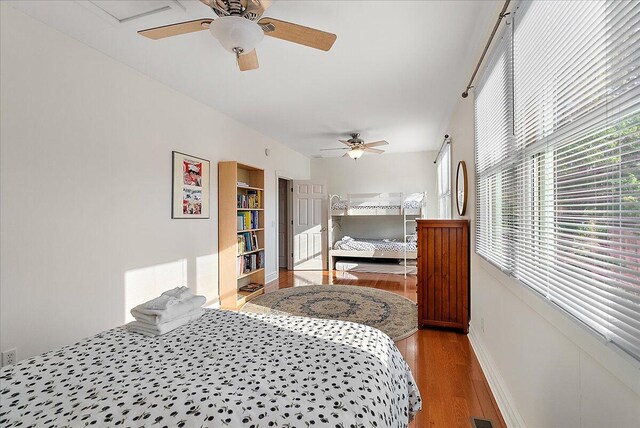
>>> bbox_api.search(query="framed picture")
[172,151,210,219]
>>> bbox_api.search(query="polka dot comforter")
[0,309,421,427]
[333,237,418,252]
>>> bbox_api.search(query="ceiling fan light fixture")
[347,148,364,159]
[209,16,264,54]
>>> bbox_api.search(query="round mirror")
[456,161,468,216]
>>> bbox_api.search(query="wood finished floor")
[266,269,506,428]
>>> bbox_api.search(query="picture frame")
[172,151,210,219]
[456,160,468,216]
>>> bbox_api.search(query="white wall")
[311,151,438,240]
[446,95,640,427]
[311,151,438,213]
[0,4,310,361]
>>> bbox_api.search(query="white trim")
[74,0,185,27]
[170,1,186,12]
[265,271,278,284]
[468,325,527,428]
[204,299,220,310]
[275,172,294,272]
[287,180,293,271]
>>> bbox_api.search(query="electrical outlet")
[481,317,485,333]
[1,348,16,367]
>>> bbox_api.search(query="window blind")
[475,0,640,360]
[475,26,514,271]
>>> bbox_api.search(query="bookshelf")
[218,161,265,310]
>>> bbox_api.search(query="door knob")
[320,227,327,232]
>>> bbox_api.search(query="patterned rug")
[240,285,418,341]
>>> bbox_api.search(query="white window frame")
[436,143,451,219]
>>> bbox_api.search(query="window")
[475,0,640,360]
[436,143,451,219]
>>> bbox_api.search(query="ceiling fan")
[320,133,389,160]
[138,0,337,71]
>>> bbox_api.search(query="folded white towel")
[139,294,178,311]
[128,309,204,337]
[131,294,206,324]
[162,286,193,301]
[131,286,194,313]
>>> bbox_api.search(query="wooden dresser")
[416,220,470,333]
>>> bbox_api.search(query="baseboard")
[204,299,220,309]
[468,326,527,428]
[265,271,279,284]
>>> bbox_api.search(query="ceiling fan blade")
[320,148,349,151]
[364,140,389,148]
[364,148,385,154]
[338,140,352,147]
[138,19,212,40]
[238,49,259,71]
[258,17,337,51]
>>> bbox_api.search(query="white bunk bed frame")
[328,192,427,277]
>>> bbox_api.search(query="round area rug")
[240,285,417,341]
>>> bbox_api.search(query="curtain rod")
[461,0,511,98]
[433,134,451,164]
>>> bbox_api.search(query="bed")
[331,193,425,216]
[0,309,421,427]
[335,258,418,275]
[332,236,418,259]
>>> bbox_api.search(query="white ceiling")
[7,0,498,156]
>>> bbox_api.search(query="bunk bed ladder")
[402,191,427,278]
[404,216,417,278]
[328,194,341,271]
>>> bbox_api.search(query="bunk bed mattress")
[331,202,421,210]
[0,309,421,427]
[334,237,417,252]
[331,194,423,211]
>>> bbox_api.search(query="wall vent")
[471,417,494,428]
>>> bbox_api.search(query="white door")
[292,180,327,270]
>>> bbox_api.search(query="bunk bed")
[328,192,426,277]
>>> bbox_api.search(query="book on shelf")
[237,190,261,209]
[236,250,265,276]
[239,283,263,293]
[236,210,259,231]
[237,232,260,255]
